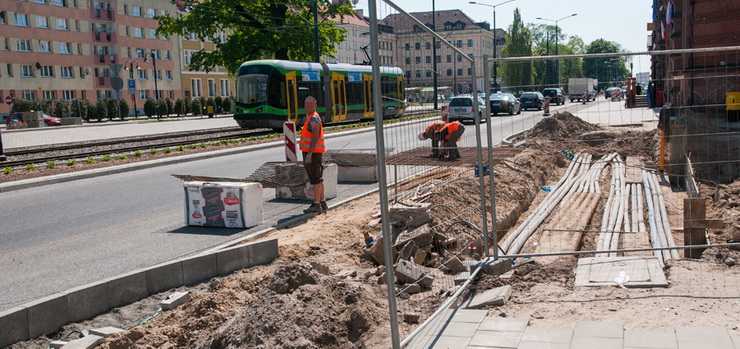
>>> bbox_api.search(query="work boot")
[303,203,323,214]
[320,201,328,211]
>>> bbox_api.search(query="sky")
[356,0,654,73]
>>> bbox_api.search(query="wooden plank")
[683,198,707,259]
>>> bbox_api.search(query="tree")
[157,99,168,118]
[191,99,202,116]
[584,39,630,89]
[183,98,191,115]
[94,99,108,122]
[71,99,89,119]
[214,96,223,113]
[144,98,157,118]
[53,100,69,118]
[155,0,353,74]
[222,97,232,114]
[106,99,118,121]
[174,99,184,116]
[165,98,174,116]
[119,99,130,119]
[501,9,533,93]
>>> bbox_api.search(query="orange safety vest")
[440,121,461,140]
[299,112,325,153]
[425,121,446,139]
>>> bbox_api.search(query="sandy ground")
[8,112,740,349]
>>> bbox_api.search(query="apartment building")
[0,0,181,115]
[383,10,495,94]
[179,29,233,101]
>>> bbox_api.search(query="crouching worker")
[434,121,465,161]
[418,120,447,158]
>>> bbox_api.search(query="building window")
[425,56,431,64]
[123,4,128,14]
[165,70,172,80]
[444,22,453,31]
[457,55,462,62]
[455,22,464,30]
[21,65,34,77]
[191,78,202,98]
[185,32,197,41]
[446,69,452,76]
[467,53,474,59]
[137,69,147,79]
[415,56,420,64]
[405,57,410,65]
[61,66,73,78]
[153,70,161,80]
[446,55,452,63]
[79,67,85,77]
[415,70,420,78]
[414,42,420,50]
[133,27,143,38]
[456,40,462,48]
[167,90,173,99]
[164,50,171,60]
[136,48,145,59]
[43,90,56,99]
[207,79,215,97]
[17,39,32,52]
[149,29,156,39]
[405,43,410,51]
[425,42,431,50]
[40,65,54,77]
[467,67,472,75]
[54,0,66,6]
[457,68,463,76]
[57,18,69,30]
[425,70,431,77]
[220,79,230,97]
[184,50,194,65]
[151,49,160,59]
[59,42,71,54]
[36,16,49,28]
[467,39,473,47]
[38,40,51,53]
[15,13,29,27]
[3,38,9,50]
[138,90,147,100]
[22,90,36,100]
[77,43,82,55]
[147,8,155,18]
[132,6,142,17]
[62,90,75,101]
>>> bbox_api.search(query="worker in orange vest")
[299,96,326,214]
[434,121,465,161]
[418,120,447,158]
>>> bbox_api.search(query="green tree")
[71,99,89,119]
[53,100,69,118]
[165,98,174,116]
[222,97,232,114]
[501,8,533,93]
[119,99,130,119]
[214,96,223,113]
[191,99,202,116]
[174,98,184,116]
[155,0,353,74]
[157,99,168,118]
[94,99,108,122]
[183,98,191,115]
[144,98,157,118]
[40,99,53,114]
[584,39,630,89]
[106,99,119,121]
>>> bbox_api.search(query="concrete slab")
[0,306,29,348]
[732,335,740,349]
[468,330,522,348]
[160,291,190,311]
[623,331,677,348]
[450,309,488,324]
[429,335,471,349]
[570,336,622,349]
[216,244,251,276]
[521,326,573,343]
[63,280,109,323]
[464,285,512,308]
[470,257,513,276]
[454,272,471,286]
[575,257,667,287]
[49,340,68,348]
[88,327,124,337]
[439,321,480,338]
[477,317,529,333]
[517,341,570,349]
[248,238,278,266]
[60,334,104,349]
[677,341,734,349]
[573,321,624,338]
[675,327,733,346]
[105,270,148,309]
[338,165,377,182]
[182,253,218,285]
[145,261,184,295]
[25,293,69,338]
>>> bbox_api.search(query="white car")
[446,95,487,123]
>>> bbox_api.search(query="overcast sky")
[357,0,654,73]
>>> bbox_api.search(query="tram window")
[346,82,363,105]
[297,81,324,106]
[268,72,286,108]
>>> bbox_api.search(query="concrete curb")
[0,238,278,347]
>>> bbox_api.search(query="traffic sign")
[4,96,12,105]
[110,77,124,91]
[128,79,136,89]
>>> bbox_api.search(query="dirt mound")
[527,112,601,141]
[196,262,377,349]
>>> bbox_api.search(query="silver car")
[446,95,487,123]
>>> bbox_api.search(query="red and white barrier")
[283,121,297,162]
[543,96,551,116]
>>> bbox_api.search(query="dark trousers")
[446,125,465,160]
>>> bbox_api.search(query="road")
[0,100,638,312]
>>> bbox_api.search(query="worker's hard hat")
[418,132,426,141]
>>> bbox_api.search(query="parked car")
[446,94,487,123]
[519,92,545,110]
[43,114,62,126]
[542,88,566,105]
[4,112,24,125]
[489,93,521,116]
[605,87,623,100]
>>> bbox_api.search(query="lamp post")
[433,0,438,109]
[143,51,159,102]
[469,0,515,92]
[536,13,576,88]
[124,61,140,118]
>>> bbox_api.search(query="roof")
[382,9,485,34]
[330,10,368,27]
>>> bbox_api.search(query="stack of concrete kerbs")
[184,181,263,228]
[0,238,278,347]
[276,163,337,200]
[334,151,378,183]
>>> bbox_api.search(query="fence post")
[0,128,6,162]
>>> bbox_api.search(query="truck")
[568,78,598,102]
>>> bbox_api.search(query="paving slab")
[464,286,512,309]
[623,331,677,348]
[573,321,624,338]
[439,321,481,338]
[59,334,104,349]
[521,326,573,343]
[477,317,529,333]
[88,327,124,338]
[575,257,667,287]
[517,341,570,349]
[675,326,733,347]
[570,336,623,349]
[450,309,489,324]
[429,335,471,349]
[468,330,522,348]
[732,335,740,349]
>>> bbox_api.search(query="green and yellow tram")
[234,60,405,130]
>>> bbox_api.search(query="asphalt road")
[0,105,571,312]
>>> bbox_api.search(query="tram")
[233,60,405,130]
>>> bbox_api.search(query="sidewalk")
[407,308,740,349]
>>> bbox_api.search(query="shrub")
[119,99,130,119]
[157,99,168,118]
[143,98,156,118]
[163,147,171,153]
[150,149,157,154]
[214,96,223,113]
[66,159,76,166]
[133,151,143,157]
[100,155,111,161]
[176,145,184,151]
[199,142,206,148]
[53,100,69,118]
[46,160,56,169]
[116,154,128,160]
[188,144,197,149]
[40,99,53,114]
[191,99,201,116]
[86,157,95,163]
[183,98,191,115]
[174,99,184,116]
[94,99,108,122]
[165,98,174,116]
[222,97,232,114]
[3,167,12,175]
[106,99,118,121]
[26,164,36,170]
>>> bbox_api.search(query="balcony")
[95,76,111,88]
[93,31,117,44]
[90,8,115,21]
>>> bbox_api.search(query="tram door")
[363,74,374,117]
[331,73,347,121]
[285,71,299,123]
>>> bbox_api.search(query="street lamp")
[469,0,515,91]
[536,13,576,88]
[124,61,140,118]
[604,58,617,86]
[142,51,160,102]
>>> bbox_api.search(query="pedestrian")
[299,96,326,214]
[434,121,465,161]
[418,120,447,158]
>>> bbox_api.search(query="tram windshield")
[236,73,268,108]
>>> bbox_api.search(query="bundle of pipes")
[597,157,628,255]
[642,170,680,266]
